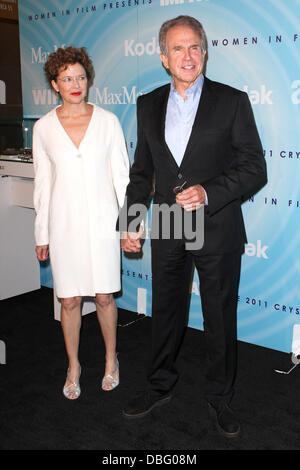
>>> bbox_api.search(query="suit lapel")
[179,77,217,171]
[155,85,180,172]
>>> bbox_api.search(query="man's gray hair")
[159,15,207,57]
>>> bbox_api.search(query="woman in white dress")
[33,47,129,399]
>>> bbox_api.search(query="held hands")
[176,184,206,211]
[121,226,143,253]
[120,185,205,253]
[35,245,49,261]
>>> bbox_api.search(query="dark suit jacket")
[119,76,267,255]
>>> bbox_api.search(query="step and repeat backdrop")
[18,0,300,353]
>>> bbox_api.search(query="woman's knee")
[61,296,81,312]
[95,293,114,309]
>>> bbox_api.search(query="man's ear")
[160,52,169,71]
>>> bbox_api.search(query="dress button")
[178,173,183,179]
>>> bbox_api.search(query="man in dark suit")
[119,15,267,437]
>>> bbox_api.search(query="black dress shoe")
[208,403,241,438]
[122,391,172,419]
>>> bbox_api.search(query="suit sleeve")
[202,92,267,216]
[33,121,52,246]
[117,96,154,232]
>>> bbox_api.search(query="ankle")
[67,361,80,378]
[105,353,118,365]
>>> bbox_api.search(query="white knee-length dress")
[33,104,129,298]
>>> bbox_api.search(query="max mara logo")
[94,86,142,105]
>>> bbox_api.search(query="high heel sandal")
[63,366,81,400]
[102,357,119,392]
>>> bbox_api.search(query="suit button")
[178,173,183,179]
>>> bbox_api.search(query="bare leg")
[60,296,82,398]
[95,293,118,390]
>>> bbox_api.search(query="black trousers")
[148,238,242,410]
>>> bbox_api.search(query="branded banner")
[18,0,300,353]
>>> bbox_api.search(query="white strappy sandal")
[63,366,81,400]
[102,357,119,392]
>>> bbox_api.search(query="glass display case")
[0,117,36,157]
[22,118,36,150]
[0,117,40,300]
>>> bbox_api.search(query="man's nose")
[183,48,192,60]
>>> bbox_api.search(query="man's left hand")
[176,184,206,211]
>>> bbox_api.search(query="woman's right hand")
[35,245,49,261]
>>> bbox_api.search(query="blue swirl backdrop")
[18,0,300,352]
